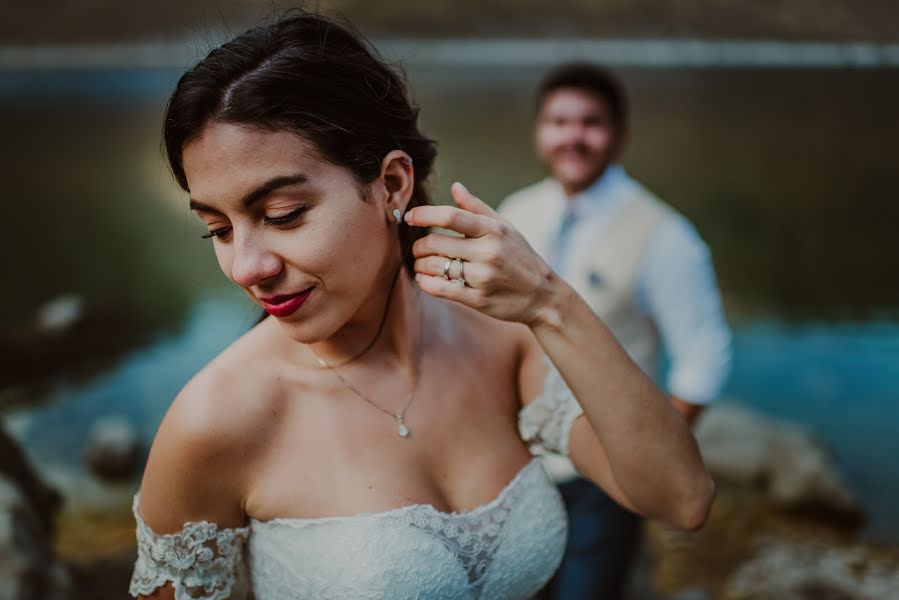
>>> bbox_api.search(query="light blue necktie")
[550,208,578,275]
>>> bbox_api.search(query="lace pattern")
[129,495,251,599]
[405,459,530,596]
[518,357,584,456]
[245,458,565,599]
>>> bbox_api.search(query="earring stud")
[392,208,403,224]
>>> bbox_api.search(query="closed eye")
[265,206,306,226]
[201,226,232,240]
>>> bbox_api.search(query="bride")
[130,11,714,600]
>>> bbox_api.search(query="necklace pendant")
[397,416,410,438]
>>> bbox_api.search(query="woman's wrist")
[527,268,574,335]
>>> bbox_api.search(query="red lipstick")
[260,288,313,318]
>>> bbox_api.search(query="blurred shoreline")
[3,38,899,71]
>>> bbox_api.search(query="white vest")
[501,177,673,481]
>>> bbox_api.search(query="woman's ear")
[379,150,414,223]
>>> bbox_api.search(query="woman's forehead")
[185,123,318,169]
[182,123,330,202]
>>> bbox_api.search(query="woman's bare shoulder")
[440,296,533,350]
[169,319,286,445]
[138,320,287,531]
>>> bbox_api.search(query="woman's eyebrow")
[189,173,310,213]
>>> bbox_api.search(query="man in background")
[499,63,732,599]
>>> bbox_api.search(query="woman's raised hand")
[407,182,557,326]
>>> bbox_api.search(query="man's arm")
[638,214,732,419]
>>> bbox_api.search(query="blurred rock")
[644,482,899,600]
[0,423,69,598]
[0,296,144,389]
[766,425,859,519]
[695,407,770,488]
[36,295,85,334]
[646,407,891,600]
[84,416,142,482]
[0,424,60,536]
[0,475,71,600]
[723,538,899,600]
[696,404,861,522]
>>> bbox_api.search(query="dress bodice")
[245,459,565,599]
[130,360,583,600]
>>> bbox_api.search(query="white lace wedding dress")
[129,362,583,600]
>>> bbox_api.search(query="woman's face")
[182,122,398,342]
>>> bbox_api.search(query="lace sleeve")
[518,357,584,456]
[129,494,251,600]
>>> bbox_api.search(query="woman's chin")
[271,318,331,345]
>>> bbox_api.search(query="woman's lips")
[260,288,313,318]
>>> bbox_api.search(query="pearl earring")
[392,208,403,224]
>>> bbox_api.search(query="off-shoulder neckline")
[252,458,542,528]
[133,458,543,533]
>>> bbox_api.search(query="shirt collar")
[562,163,629,218]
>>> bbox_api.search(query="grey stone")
[35,295,84,334]
[724,538,899,600]
[766,424,859,515]
[0,474,71,600]
[696,405,772,488]
[84,416,142,482]
[695,404,860,519]
[0,424,60,536]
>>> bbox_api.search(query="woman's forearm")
[530,272,715,529]
[404,184,713,528]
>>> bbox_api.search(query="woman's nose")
[229,234,282,288]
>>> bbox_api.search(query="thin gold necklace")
[308,291,424,439]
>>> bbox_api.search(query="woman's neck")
[306,267,423,374]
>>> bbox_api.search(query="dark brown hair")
[536,62,628,136]
[163,11,437,274]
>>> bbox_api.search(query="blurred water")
[8,292,257,462]
[2,62,899,542]
[722,321,899,543]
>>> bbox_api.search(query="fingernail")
[415,273,422,282]
[404,210,413,223]
[455,182,468,193]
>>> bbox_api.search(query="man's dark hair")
[536,63,628,134]
[163,11,437,276]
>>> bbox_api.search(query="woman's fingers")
[415,273,484,306]
[405,204,495,238]
[450,182,498,218]
[414,255,489,286]
[415,256,461,280]
[408,181,551,324]
[412,232,479,262]
[404,181,501,238]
